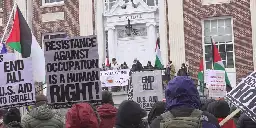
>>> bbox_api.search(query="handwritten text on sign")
[100,69,130,87]
[132,71,163,111]
[206,70,226,98]
[44,36,101,108]
[0,58,35,108]
[226,71,256,122]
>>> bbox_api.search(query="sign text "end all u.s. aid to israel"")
[44,35,102,108]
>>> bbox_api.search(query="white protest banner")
[0,58,35,108]
[100,69,130,87]
[206,70,226,98]
[226,71,256,122]
[0,53,15,63]
[132,70,163,111]
[44,35,102,108]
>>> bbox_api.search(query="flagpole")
[0,3,17,44]
[210,36,214,68]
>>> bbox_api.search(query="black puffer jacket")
[237,113,256,128]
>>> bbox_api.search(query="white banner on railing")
[100,69,130,87]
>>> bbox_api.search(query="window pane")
[226,44,233,51]
[219,44,225,52]
[218,27,225,35]
[225,26,232,35]
[204,36,211,44]
[45,0,50,3]
[109,0,116,2]
[211,20,217,28]
[0,0,2,8]
[204,29,210,36]
[44,35,49,39]
[205,45,212,53]
[124,0,129,3]
[204,20,211,29]
[220,52,226,60]
[222,61,227,67]
[147,0,155,6]
[211,28,217,35]
[206,61,212,69]
[222,35,232,42]
[225,18,232,27]
[205,53,212,61]
[227,52,234,68]
[218,19,225,27]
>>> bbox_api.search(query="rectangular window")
[104,0,117,12]
[42,32,67,49]
[143,0,158,6]
[203,18,234,69]
[0,0,3,9]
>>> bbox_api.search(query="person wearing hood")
[115,100,147,128]
[237,113,256,128]
[3,108,22,128]
[207,100,236,128]
[66,103,100,128]
[150,76,221,128]
[200,99,215,111]
[147,101,165,125]
[97,90,117,128]
[21,95,64,128]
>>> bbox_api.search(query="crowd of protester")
[0,76,253,128]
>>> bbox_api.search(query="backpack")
[160,109,203,128]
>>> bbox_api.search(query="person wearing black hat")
[21,95,64,128]
[3,108,22,128]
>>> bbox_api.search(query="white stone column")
[79,0,93,36]
[251,0,256,70]
[96,0,105,67]
[147,23,157,65]
[167,0,186,72]
[159,0,168,66]
[26,0,33,29]
[107,27,116,61]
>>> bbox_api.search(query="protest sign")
[100,69,130,87]
[206,70,226,98]
[44,35,101,108]
[0,53,15,63]
[0,58,35,108]
[226,71,256,122]
[132,70,163,111]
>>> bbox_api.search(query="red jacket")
[97,104,117,128]
[66,103,99,128]
[218,118,236,128]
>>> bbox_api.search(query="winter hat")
[148,101,166,125]
[102,90,114,105]
[3,108,21,125]
[207,100,230,118]
[35,94,48,107]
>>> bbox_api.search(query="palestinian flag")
[155,37,163,69]
[198,58,204,92]
[211,37,232,91]
[6,5,45,82]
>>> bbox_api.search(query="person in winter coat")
[3,108,22,128]
[148,101,165,125]
[97,91,117,128]
[0,109,7,128]
[66,103,100,128]
[177,63,188,76]
[21,95,64,128]
[237,113,256,128]
[200,99,216,111]
[150,76,221,128]
[115,100,147,128]
[207,100,236,128]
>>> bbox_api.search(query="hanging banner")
[132,70,163,111]
[205,70,226,98]
[0,53,15,63]
[100,69,130,87]
[0,58,35,108]
[226,71,256,123]
[44,35,102,108]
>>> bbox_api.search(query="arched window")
[104,0,117,12]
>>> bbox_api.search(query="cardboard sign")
[206,70,226,98]
[132,70,163,111]
[44,35,102,108]
[100,69,130,87]
[0,58,35,108]
[226,71,256,122]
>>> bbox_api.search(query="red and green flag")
[155,37,163,69]
[6,5,45,82]
[211,37,232,91]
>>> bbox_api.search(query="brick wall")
[32,0,80,46]
[183,0,253,83]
